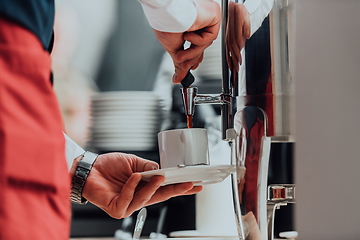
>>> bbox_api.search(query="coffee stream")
[187,115,193,129]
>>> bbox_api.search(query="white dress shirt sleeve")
[138,0,198,32]
[244,0,274,37]
[63,133,85,171]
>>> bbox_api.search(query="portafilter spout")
[180,87,197,116]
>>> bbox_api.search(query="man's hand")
[226,1,250,72]
[154,0,221,84]
[71,153,202,219]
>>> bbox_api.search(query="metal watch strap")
[71,151,98,204]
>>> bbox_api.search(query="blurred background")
[52,0,360,239]
[52,0,223,238]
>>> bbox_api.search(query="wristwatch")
[70,151,98,204]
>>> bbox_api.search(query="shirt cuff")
[244,0,274,37]
[63,133,85,171]
[138,0,197,32]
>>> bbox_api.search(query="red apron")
[0,18,70,239]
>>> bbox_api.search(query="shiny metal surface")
[179,89,223,108]
[231,0,295,239]
[179,0,295,239]
[195,94,223,105]
[220,0,238,140]
[133,208,147,240]
[267,184,295,240]
[236,0,295,141]
[228,129,245,239]
[180,87,198,115]
[179,88,233,140]
[234,106,271,239]
[268,184,296,203]
[267,203,286,240]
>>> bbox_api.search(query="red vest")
[0,18,70,240]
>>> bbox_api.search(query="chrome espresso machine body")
[180,0,296,239]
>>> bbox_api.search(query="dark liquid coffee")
[187,115,193,129]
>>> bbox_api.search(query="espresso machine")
[180,0,296,239]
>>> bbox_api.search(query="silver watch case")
[70,151,98,204]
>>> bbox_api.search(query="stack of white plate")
[87,91,162,151]
[196,31,222,79]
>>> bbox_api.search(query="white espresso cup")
[158,128,210,169]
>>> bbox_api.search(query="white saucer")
[141,165,242,186]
